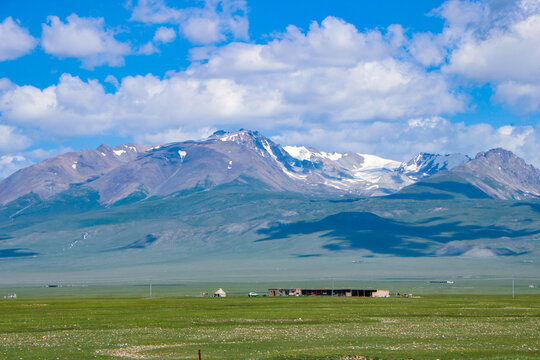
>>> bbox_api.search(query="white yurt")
[213,288,226,297]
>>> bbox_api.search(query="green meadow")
[1,294,538,359]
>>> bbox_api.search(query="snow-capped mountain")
[281,145,413,195]
[398,152,471,180]
[0,130,538,204]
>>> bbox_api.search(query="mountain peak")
[477,147,510,156]
[450,147,540,199]
[476,148,522,162]
[470,148,534,171]
[399,152,471,180]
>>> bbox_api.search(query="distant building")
[213,288,226,297]
[268,288,302,296]
[5,293,17,299]
[371,289,390,297]
[268,288,390,297]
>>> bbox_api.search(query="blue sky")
[1,0,540,178]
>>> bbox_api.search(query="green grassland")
[1,294,539,359]
[2,278,540,298]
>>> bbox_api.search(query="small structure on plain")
[268,288,390,297]
[214,288,227,297]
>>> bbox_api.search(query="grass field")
[1,294,539,359]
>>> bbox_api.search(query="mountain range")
[0,129,539,284]
[1,129,538,205]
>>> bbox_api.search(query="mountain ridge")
[0,130,538,205]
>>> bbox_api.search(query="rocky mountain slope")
[393,148,540,201]
[0,130,537,204]
[450,148,540,199]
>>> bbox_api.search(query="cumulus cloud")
[137,26,176,55]
[136,127,217,144]
[130,0,248,44]
[0,17,464,140]
[41,14,131,68]
[0,17,38,61]
[130,0,183,23]
[493,81,540,112]
[447,11,540,82]
[0,125,31,153]
[138,42,159,55]
[0,74,114,135]
[438,0,540,112]
[153,26,176,43]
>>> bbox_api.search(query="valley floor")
[0,294,538,359]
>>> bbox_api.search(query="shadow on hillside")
[103,234,159,252]
[512,202,540,213]
[257,211,538,257]
[388,181,490,200]
[0,248,38,258]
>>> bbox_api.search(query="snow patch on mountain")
[356,154,401,171]
[399,153,471,180]
[283,146,315,161]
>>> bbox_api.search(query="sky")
[1,0,540,178]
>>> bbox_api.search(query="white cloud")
[153,26,176,43]
[0,78,15,92]
[0,74,114,135]
[104,75,120,88]
[493,81,540,112]
[181,15,224,44]
[435,0,540,112]
[137,26,176,55]
[447,13,540,82]
[408,32,447,67]
[435,0,487,32]
[41,14,131,68]
[0,17,464,140]
[136,127,217,144]
[0,17,38,61]
[130,0,249,44]
[130,0,183,23]
[138,41,159,55]
[0,125,31,153]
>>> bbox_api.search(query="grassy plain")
[0,294,538,359]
